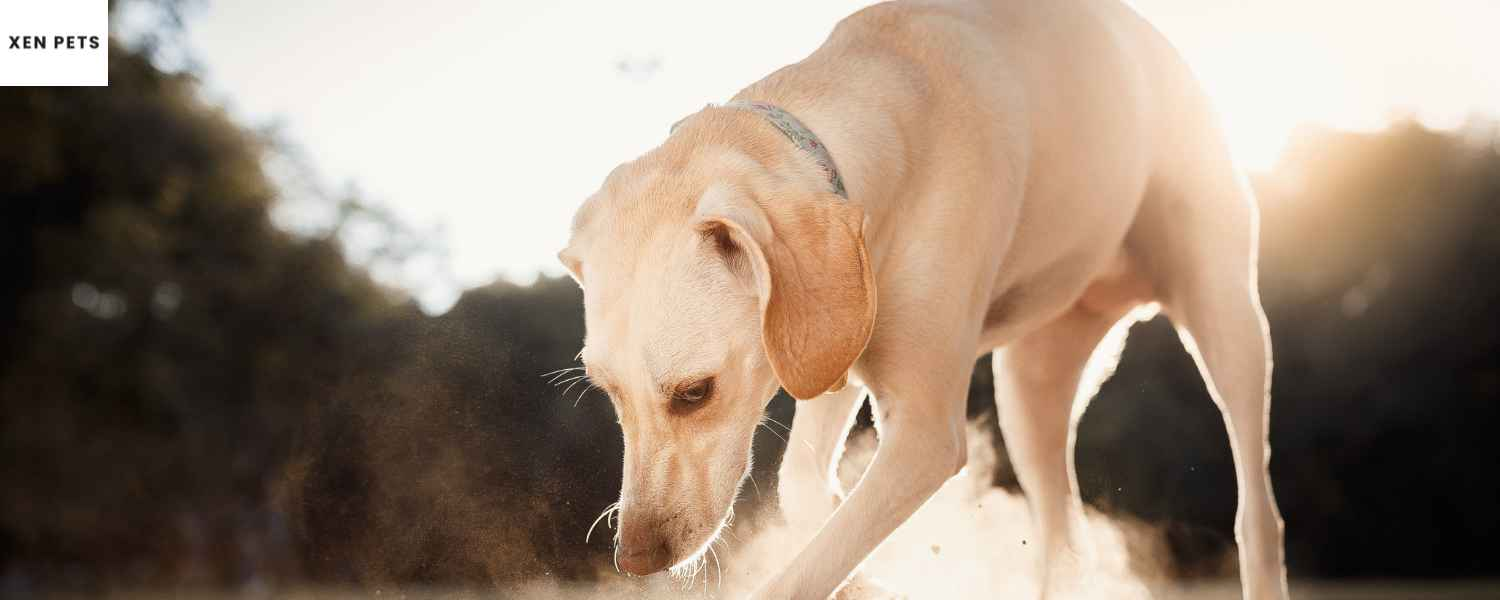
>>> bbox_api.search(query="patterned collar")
[673,101,848,198]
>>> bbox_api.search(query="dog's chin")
[663,507,735,578]
[663,539,714,580]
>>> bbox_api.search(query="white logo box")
[0,0,108,86]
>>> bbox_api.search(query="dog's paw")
[833,574,906,600]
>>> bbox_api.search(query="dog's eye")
[672,377,714,406]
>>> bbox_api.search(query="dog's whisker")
[572,381,598,407]
[585,501,621,543]
[668,552,705,588]
[758,421,789,446]
[762,414,793,434]
[558,376,588,403]
[545,371,584,386]
[708,543,723,592]
[554,376,586,393]
[551,374,586,388]
[541,365,584,379]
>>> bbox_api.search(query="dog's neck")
[729,62,921,269]
[718,100,848,199]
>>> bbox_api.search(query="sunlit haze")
[178,0,1498,312]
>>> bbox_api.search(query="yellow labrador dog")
[559,0,1287,598]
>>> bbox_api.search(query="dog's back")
[770,0,1224,345]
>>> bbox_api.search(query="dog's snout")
[617,520,672,575]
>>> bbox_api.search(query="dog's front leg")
[754,369,970,600]
[778,385,866,535]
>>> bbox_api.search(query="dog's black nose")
[617,537,671,575]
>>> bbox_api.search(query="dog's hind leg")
[993,261,1150,597]
[1133,155,1289,599]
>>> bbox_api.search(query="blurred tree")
[0,32,412,594]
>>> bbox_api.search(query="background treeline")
[3,30,1499,597]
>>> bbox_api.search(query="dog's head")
[558,114,875,575]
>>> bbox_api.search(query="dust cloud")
[501,424,1181,599]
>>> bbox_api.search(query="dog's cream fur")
[560,1,1288,598]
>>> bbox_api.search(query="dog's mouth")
[663,507,736,579]
[611,434,756,576]
[615,501,736,577]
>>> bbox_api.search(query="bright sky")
[176,0,1498,312]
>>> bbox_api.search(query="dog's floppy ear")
[557,248,584,286]
[559,195,598,287]
[695,186,876,400]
